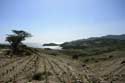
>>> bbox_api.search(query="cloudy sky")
[0,0,125,44]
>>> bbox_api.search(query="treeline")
[0,44,9,49]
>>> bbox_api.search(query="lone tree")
[6,30,32,55]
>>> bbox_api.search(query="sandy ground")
[0,49,125,83]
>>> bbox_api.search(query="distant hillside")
[43,43,59,46]
[102,34,125,40]
[61,34,125,49]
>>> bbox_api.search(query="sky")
[0,0,125,44]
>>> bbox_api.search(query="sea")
[25,43,62,50]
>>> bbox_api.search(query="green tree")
[6,30,32,55]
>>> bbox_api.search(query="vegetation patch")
[32,71,52,81]
[72,55,79,60]
[121,60,125,64]
[5,30,32,57]
[32,72,44,81]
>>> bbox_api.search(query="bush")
[95,60,99,63]
[32,71,52,81]
[32,72,44,81]
[108,55,113,59]
[121,60,125,64]
[72,55,79,60]
[84,59,89,63]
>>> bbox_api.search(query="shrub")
[121,60,125,64]
[32,72,44,81]
[108,55,113,59]
[72,55,79,60]
[84,59,89,63]
[32,71,52,81]
[95,60,99,63]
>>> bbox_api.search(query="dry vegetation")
[0,48,125,83]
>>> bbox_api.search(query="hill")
[61,34,125,49]
[102,34,125,40]
[60,34,125,57]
